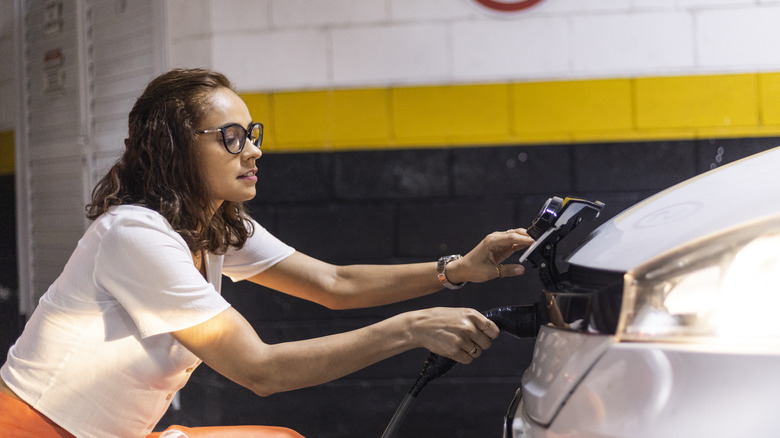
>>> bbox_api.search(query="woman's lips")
[238,169,258,181]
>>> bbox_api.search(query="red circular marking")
[474,0,544,12]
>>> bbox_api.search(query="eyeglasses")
[196,122,263,154]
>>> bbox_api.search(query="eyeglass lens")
[222,123,263,153]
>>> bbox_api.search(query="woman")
[0,69,534,438]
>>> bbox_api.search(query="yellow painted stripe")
[332,88,390,147]
[759,73,780,126]
[513,79,633,135]
[392,84,511,146]
[0,130,14,175]
[239,72,780,153]
[635,74,759,129]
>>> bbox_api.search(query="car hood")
[567,146,780,273]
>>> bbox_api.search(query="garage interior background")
[2,0,780,437]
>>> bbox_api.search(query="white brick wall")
[571,12,695,75]
[272,0,387,28]
[332,23,448,86]
[537,0,633,14]
[677,0,754,7]
[163,0,780,92]
[632,0,677,9]
[7,0,780,100]
[390,0,478,21]
[451,17,570,81]
[213,29,330,90]
[697,5,780,70]
[212,0,271,32]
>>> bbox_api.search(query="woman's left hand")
[446,229,535,284]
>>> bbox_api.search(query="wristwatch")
[437,254,467,290]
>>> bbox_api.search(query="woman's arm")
[171,305,498,396]
[248,229,534,309]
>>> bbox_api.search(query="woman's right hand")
[402,307,500,364]
[172,306,500,397]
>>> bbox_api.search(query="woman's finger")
[495,263,525,279]
[464,343,481,358]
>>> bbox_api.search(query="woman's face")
[195,87,262,211]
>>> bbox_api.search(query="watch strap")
[437,254,467,290]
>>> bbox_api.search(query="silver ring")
[469,346,478,356]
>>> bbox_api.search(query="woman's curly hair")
[86,68,253,254]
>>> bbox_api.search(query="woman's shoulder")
[90,204,181,243]
[95,204,167,226]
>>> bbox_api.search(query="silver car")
[506,146,780,438]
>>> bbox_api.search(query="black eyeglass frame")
[196,122,264,154]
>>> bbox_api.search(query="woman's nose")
[243,139,262,159]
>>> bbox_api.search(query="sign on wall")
[473,0,545,12]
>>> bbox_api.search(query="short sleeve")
[94,211,231,338]
[222,219,295,281]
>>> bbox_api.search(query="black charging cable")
[381,303,548,438]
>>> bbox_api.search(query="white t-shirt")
[1,205,295,438]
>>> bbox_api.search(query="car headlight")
[617,215,780,346]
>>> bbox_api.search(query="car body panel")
[513,339,780,438]
[520,325,612,425]
[568,146,780,272]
